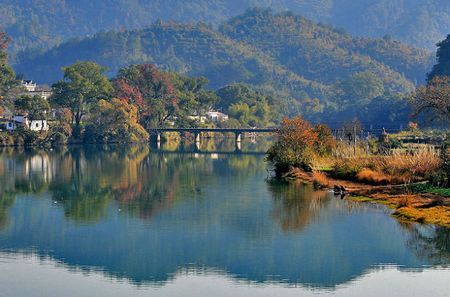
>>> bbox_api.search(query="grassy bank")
[267,117,449,227]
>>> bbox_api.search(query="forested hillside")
[13,10,432,92]
[13,22,329,106]
[221,9,432,89]
[0,0,448,53]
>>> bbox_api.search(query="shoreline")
[282,168,450,227]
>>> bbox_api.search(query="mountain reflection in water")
[0,145,448,291]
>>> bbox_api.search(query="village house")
[205,111,229,123]
[4,114,49,132]
[186,111,229,124]
[21,79,36,92]
[21,80,53,100]
[0,79,52,132]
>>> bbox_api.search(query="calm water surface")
[0,144,448,297]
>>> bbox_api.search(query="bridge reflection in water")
[151,128,277,152]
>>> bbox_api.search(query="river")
[0,144,448,297]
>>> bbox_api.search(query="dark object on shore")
[334,185,348,199]
[334,185,341,194]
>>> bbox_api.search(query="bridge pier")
[194,131,201,143]
[235,141,242,152]
[234,132,242,152]
[235,132,242,143]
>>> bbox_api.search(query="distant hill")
[13,10,432,91]
[13,22,329,102]
[1,0,449,53]
[11,10,436,124]
[220,9,432,90]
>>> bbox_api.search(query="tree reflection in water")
[268,181,329,231]
[0,145,225,223]
[402,223,450,265]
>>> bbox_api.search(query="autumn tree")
[267,117,336,177]
[84,98,149,143]
[51,62,113,136]
[267,118,317,177]
[411,76,450,123]
[113,64,178,129]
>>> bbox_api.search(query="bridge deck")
[151,128,277,133]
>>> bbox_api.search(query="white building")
[21,80,53,100]
[205,111,229,123]
[187,111,229,124]
[6,115,49,132]
[21,80,37,92]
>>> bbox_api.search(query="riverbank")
[283,167,450,227]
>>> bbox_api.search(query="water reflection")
[0,145,448,292]
[269,181,329,231]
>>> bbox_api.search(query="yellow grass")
[332,146,442,185]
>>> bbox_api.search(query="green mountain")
[1,0,448,53]
[13,22,329,102]
[220,9,432,90]
[14,10,432,92]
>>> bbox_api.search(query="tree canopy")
[51,61,113,135]
[0,30,18,112]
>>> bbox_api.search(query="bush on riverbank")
[266,117,335,177]
[0,129,47,147]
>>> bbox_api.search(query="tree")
[267,117,318,176]
[114,64,178,129]
[14,95,50,128]
[428,35,450,81]
[0,31,19,113]
[84,99,149,143]
[51,62,113,136]
[216,84,279,127]
[411,76,450,123]
[175,75,218,118]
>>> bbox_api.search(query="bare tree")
[411,76,450,123]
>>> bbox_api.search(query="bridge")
[150,149,267,156]
[151,127,277,142]
[150,127,278,151]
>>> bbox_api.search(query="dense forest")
[11,9,435,124]
[1,0,448,54]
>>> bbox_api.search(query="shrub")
[312,171,330,189]
[356,168,392,184]
[0,133,14,146]
[13,127,40,146]
[267,117,319,177]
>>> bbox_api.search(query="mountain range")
[13,10,433,112]
[1,0,449,53]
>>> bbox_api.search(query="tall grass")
[332,145,442,184]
